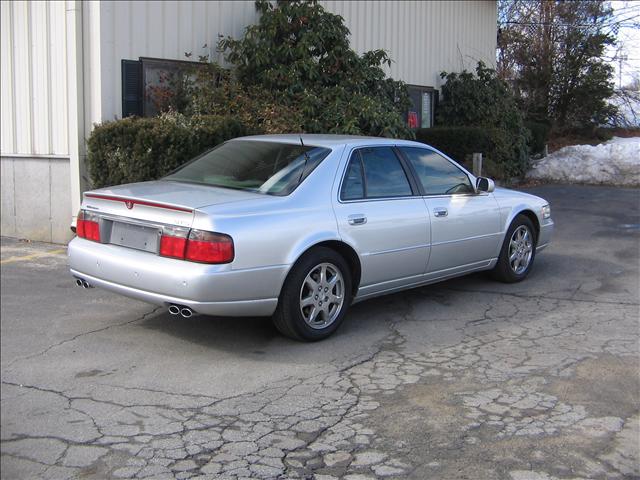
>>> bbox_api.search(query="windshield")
[163,140,331,195]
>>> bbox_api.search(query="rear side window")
[340,147,412,200]
[341,158,365,200]
[400,147,474,195]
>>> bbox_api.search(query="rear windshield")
[163,140,331,196]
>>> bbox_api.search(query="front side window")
[400,147,474,195]
[164,140,331,196]
[340,147,412,200]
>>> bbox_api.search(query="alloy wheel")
[508,225,533,274]
[299,262,345,329]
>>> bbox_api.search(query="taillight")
[76,210,101,242]
[159,227,234,264]
[185,230,234,264]
[159,226,189,259]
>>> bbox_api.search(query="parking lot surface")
[1,184,639,480]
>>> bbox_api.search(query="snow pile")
[526,136,640,186]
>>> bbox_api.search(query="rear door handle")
[433,208,448,218]
[348,214,367,225]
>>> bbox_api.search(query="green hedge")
[524,120,551,155]
[414,126,511,178]
[87,113,252,188]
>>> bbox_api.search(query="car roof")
[233,134,428,148]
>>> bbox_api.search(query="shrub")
[437,62,530,178]
[415,126,511,179]
[180,0,412,138]
[524,120,551,155]
[87,113,252,188]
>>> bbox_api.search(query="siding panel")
[96,0,495,121]
[49,0,68,154]
[12,1,32,153]
[1,1,16,154]
[31,2,50,154]
[0,0,68,156]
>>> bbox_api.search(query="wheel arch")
[497,208,541,254]
[516,209,541,240]
[286,239,362,297]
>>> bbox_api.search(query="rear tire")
[272,247,352,341]
[491,214,537,283]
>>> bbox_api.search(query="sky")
[608,0,640,88]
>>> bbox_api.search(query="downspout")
[66,0,84,229]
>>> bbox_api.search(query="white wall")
[0,0,69,156]
[95,0,496,122]
[96,0,260,125]
[321,0,497,87]
[1,0,497,153]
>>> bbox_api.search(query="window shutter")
[121,60,142,117]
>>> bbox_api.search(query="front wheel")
[491,215,537,283]
[272,247,352,341]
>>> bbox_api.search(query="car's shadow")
[136,294,396,359]
[134,250,603,356]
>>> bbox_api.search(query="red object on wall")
[408,111,418,129]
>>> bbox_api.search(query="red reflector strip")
[85,194,193,213]
[159,235,187,259]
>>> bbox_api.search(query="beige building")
[1,0,497,243]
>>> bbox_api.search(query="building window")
[121,57,205,118]
[407,85,436,129]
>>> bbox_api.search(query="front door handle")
[348,214,367,225]
[433,208,448,218]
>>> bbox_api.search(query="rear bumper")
[68,238,287,317]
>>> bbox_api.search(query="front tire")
[272,247,352,341]
[491,214,537,283]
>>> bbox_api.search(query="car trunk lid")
[83,180,263,228]
[80,181,264,255]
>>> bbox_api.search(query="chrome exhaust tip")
[75,279,83,287]
[168,305,180,315]
[180,307,193,318]
[82,280,91,289]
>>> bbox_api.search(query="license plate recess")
[109,221,160,253]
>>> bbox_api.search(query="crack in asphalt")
[3,307,164,370]
[445,286,640,307]
[1,288,638,479]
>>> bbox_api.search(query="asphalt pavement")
[1,184,639,480]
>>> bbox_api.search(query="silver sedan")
[69,135,553,341]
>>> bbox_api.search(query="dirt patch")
[548,354,640,420]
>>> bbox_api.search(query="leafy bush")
[415,126,510,179]
[525,120,551,155]
[87,113,251,188]
[180,0,412,138]
[437,62,530,178]
[180,66,306,134]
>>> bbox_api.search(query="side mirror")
[476,177,495,193]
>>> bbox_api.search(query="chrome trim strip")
[431,231,502,247]
[365,244,430,256]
